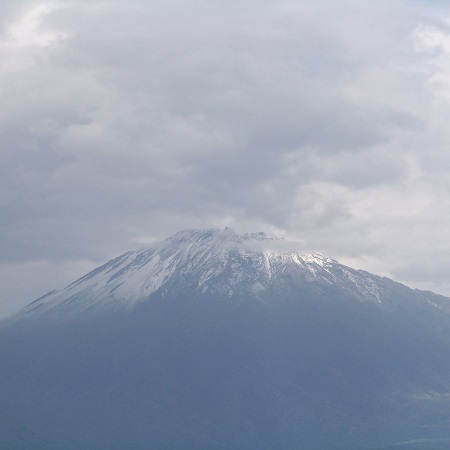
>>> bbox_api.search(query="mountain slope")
[2,228,450,449]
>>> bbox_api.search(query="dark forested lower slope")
[2,228,450,449]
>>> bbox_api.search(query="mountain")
[13,227,447,319]
[2,228,450,449]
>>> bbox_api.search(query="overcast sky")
[2,0,450,317]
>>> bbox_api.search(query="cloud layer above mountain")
[2,0,450,316]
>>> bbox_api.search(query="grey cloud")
[323,148,409,188]
[2,0,450,316]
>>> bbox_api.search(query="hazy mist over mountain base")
[2,290,450,449]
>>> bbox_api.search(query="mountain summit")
[2,229,450,449]
[17,228,337,317]
[13,228,438,320]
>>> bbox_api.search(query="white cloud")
[413,21,450,99]
[6,2,64,47]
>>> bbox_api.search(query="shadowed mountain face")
[2,228,450,449]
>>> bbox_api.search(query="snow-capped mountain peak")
[12,228,442,320]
